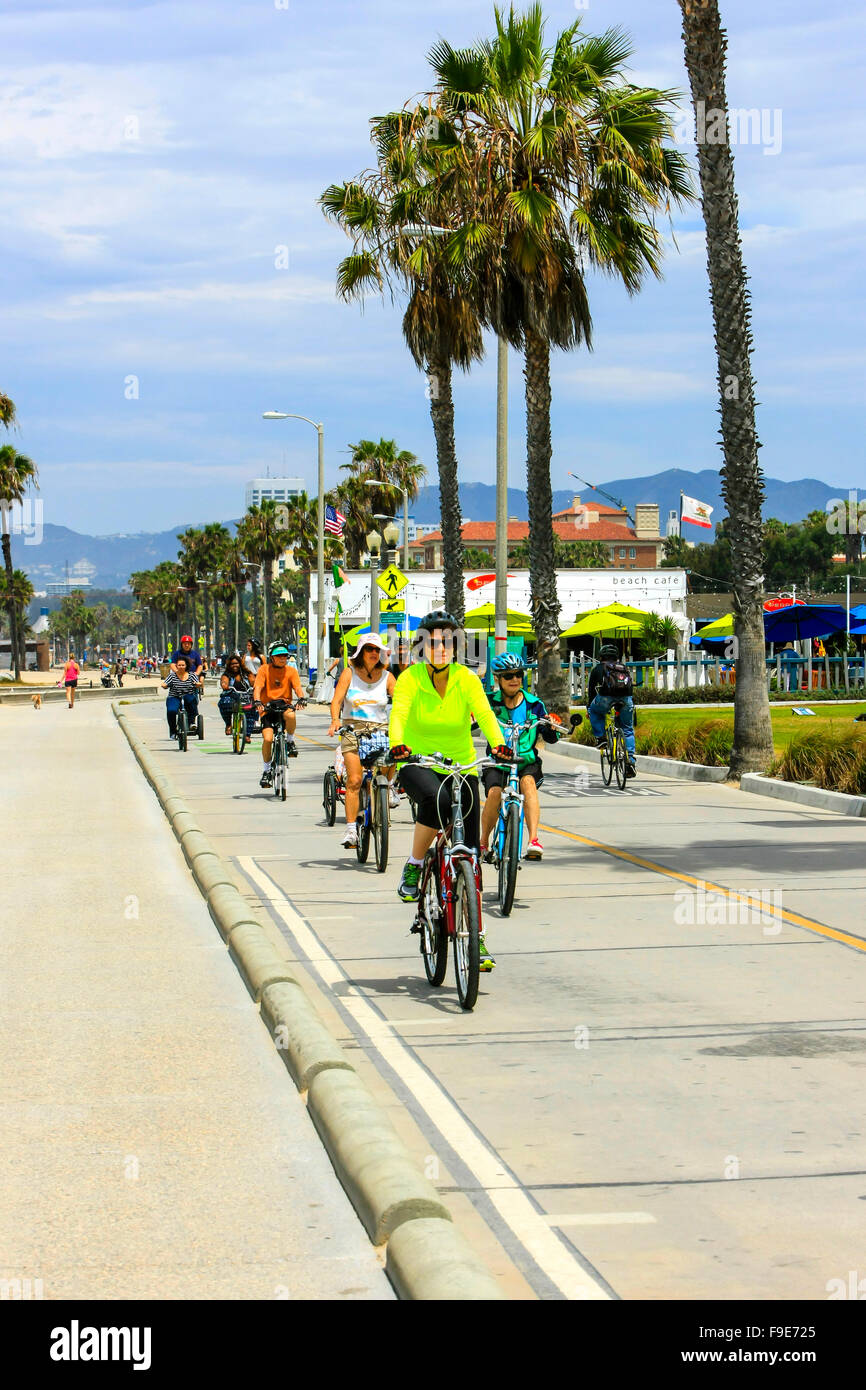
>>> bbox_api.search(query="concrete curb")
[386,1217,506,1300]
[740,773,866,818]
[0,684,162,705]
[556,739,729,783]
[112,703,504,1299]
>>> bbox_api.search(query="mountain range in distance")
[13,468,853,592]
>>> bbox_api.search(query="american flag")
[324,504,346,537]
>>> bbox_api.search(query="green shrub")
[771,727,866,794]
[635,717,733,766]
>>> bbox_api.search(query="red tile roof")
[410,519,656,546]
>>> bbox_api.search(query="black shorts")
[482,758,543,793]
[396,765,480,849]
[260,707,293,732]
[64,680,78,689]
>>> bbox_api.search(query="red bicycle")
[405,753,493,1011]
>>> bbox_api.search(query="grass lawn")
[632,703,866,755]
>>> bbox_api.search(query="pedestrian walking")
[63,653,80,708]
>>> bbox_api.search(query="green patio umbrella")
[464,603,535,636]
[560,611,646,639]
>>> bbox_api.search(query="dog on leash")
[31,692,43,709]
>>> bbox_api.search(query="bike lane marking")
[539,823,866,954]
[237,854,614,1302]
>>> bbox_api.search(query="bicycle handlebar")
[401,752,496,773]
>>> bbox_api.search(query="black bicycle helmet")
[598,643,619,660]
[417,609,462,633]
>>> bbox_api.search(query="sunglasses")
[500,672,523,679]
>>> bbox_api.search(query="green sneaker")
[479,934,496,972]
[398,860,423,902]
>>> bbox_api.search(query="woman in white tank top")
[328,635,397,849]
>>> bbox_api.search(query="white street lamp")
[364,478,410,570]
[262,410,326,693]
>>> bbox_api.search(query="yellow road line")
[540,821,866,954]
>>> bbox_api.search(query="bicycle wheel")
[177,714,187,752]
[373,781,390,874]
[232,712,242,755]
[498,801,521,917]
[197,714,204,740]
[600,729,614,785]
[419,853,448,986]
[453,859,481,1011]
[273,739,286,801]
[614,730,628,790]
[323,769,338,825]
[356,783,371,863]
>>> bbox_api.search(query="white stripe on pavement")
[238,855,612,1302]
[544,1212,656,1227]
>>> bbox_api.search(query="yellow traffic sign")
[377,563,409,598]
[379,596,405,614]
[298,627,308,642]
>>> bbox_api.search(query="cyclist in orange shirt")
[252,640,306,787]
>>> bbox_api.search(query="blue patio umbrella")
[762,604,849,644]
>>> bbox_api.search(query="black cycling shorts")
[481,758,543,793]
[396,765,480,849]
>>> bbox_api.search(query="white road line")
[544,1212,656,1227]
[239,855,612,1302]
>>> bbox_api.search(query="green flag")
[332,562,347,588]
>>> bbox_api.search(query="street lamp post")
[366,525,383,633]
[263,410,326,692]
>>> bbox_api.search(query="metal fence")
[544,652,866,701]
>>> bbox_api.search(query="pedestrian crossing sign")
[377,563,409,598]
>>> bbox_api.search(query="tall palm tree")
[0,568,34,670]
[321,131,484,619]
[426,6,693,708]
[0,443,38,679]
[280,491,343,648]
[220,538,252,651]
[678,0,773,773]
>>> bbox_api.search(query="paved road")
[0,697,392,1300]
[125,693,866,1301]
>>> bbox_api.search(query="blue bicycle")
[490,713,576,915]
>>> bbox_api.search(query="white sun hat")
[350,632,391,660]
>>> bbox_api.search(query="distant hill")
[412,470,851,529]
[12,470,851,591]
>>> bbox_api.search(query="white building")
[245,476,305,509]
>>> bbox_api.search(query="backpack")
[598,661,633,698]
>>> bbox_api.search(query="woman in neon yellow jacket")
[388,611,512,918]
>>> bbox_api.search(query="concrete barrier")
[740,773,866,818]
[556,739,729,783]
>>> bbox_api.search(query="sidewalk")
[0,697,393,1300]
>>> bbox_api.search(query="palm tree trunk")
[679,0,773,775]
[427,357,465,621]
[234,585,241,650]
[2,530,21,680]
[523,329,567,714]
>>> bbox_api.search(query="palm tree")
[426,6,693,708]
[321,130,484,619]
[238,501,289,645]
[678,0,773,773]
[219,539,252,651]
[0,394,16,429]
[0,568,34,670]
[341,437,427,565]
[0,443,38,679]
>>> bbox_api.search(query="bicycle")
[405,752,496,1012]
[489,714,572,916]
[176,696,204,752]
[322,759,345,826]
[227,686,254,755]
[600,706,629,790]
[261,698,305,801]
[338,726,392,872]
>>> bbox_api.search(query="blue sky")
[1,0,863,534]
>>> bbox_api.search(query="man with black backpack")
[586,643,637,778]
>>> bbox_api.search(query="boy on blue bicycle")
[479,652,561,862]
